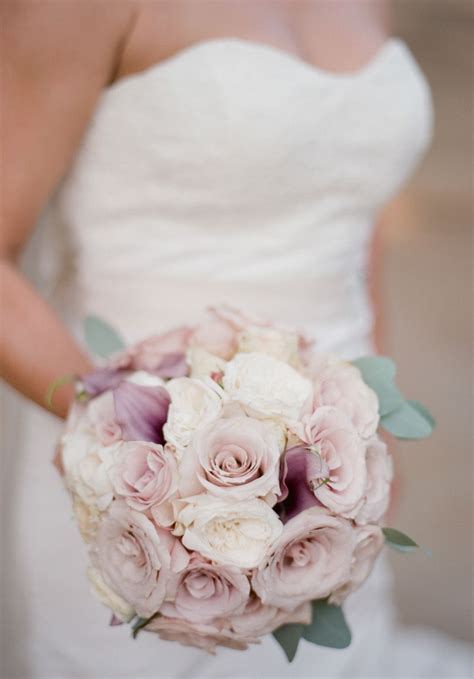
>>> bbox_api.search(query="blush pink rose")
[209,305,315,366]
[356,436,393,525]
[145,615,250,653]
[179,416,281,501]
[92,501,188,618]
[293,406,367,518]
[119,327,193,377]
[161,555,250,623]
[226,592,312,638]
[107,442,178,526]
[330,524,384,605]
[87,392,122,446]
[191,318,239,360]
[309,354,379,438]
[252,507,353,610]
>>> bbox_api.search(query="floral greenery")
[352,356,435,439]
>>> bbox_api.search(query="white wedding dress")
[2,38,472,679]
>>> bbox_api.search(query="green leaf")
[383,527,419,553]
[83,315,126,359]
[302,599,351,649]
[131,613,158,639]
[408,400,436,428]
[352,356,404,416]
[273,623,304,662]
[380,400,435,439]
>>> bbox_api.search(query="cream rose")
[93,501,189,618]
[178,416,282,501]
[222,352,312,422]
[294,406,367,518]
[187,346,227,379]
[310,354,379,438]
[87,566,135,622]
[237,326,300,366]
[252,507,353,610]
[175,495,283,569]
[107,441,178,526]
[356,436,393,525]
[60,431,114,510]
[330,524,384,605]
[161,555,250,623]
[163,377,225,458]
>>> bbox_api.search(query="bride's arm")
[0,1,133,417]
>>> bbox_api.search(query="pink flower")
[310,354,379,438]
[161,555,250,623]
[107,441,178,526]
[92,501,188,618]
[356,436,393,525]
[330,524,384,605]
[179,416,282,501]
[252,507,353,610]
[121,327,193,377]
[225,592,312,638]
[87,392,122,446]
[144,616,250,653]
[293,406,367,518]
[191,317,238,360]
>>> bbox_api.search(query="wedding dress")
[2,37,472,679]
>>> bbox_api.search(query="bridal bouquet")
[55,307,434,660]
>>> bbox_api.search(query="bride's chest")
[54,39,432,228]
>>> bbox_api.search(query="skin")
[1,0,390,419]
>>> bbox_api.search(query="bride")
[1,1,472,677]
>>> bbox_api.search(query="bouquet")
[55,306,435,660]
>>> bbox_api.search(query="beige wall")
[383,0,473,642]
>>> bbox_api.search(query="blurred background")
[383,0,473,643]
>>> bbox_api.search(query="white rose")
[175,495,283,569]
[60,431,115,510]
[222,352,312,423]
[163,377,225,458]
[187,346,227,379]
[237,326,300,366]
[87,566,135,622]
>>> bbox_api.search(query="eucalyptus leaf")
[83,315,126,359]
[302,599,351,649]
[380,400,434,439]
[352,356,404,416]
[383,527,418,553]
[273,623,304,662]
[408,400,436,428]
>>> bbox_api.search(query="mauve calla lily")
[81,367,130,397]
[113,381,170,444]
[277,445,329,522]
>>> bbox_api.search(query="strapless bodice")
[46,37,432,356]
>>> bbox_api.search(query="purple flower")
[81,367,130,397]
[277,445,329,522]
[114,382,170,444]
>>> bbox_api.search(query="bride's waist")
[57,269,374,359]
